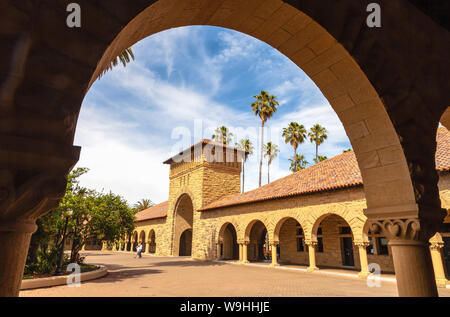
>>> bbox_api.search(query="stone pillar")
[101,242,107,251]
[355,242,370,278]
[369,214,444,297]
[0,222,36,297]
[306,241,319,272]
[270,242,279,267]
[242,242,249,264]
[216,243,222,260]
[430,240,448,287]
[238,243,243,262]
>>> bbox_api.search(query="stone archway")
[1,0,448,296]
[217,222,239,260]
[245,220,270,262]
[173,194,194,257]
[139,231,146,253]
[274,217,308,265]
[148,230,156,254]
[132,231,138,252]
[311,214,358,269]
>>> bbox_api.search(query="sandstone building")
[114,127,450,287]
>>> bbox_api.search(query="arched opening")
[246,220,269,262]
[126,235,132,252]
[149,230,156,254]
[312,214,358,269]
[218,223,239,260]
[174,194,194,257]
[179,229,193,256]
[132,231,138,252]
[139,231,146,253]
[275,217,308,266]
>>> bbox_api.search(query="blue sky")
[74,26,352,205]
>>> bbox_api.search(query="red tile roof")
[135,201,169,222]
[200,127,450,211]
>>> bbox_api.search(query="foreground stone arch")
[1,0,448,296]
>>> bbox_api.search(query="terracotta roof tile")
[201,126,450,211]
[135,201,168,222]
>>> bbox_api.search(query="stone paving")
[20,251,450,297]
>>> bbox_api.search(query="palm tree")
[313,155,328,164]
[264,142,279,183]
[289,154,308,172]
[212,126,233,145]
[235,139,254,193]
[134,199,154,212]
[282,122,307,158]
[308,124,328,162]
[251,90,279,187]
[99,47,135,78]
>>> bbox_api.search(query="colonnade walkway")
[20,251,450,297]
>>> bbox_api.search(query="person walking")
[135,243,143,258]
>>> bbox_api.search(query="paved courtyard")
[20,251,450,297]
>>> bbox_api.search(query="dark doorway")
[179,229,192,256]
[341,237,355,267]
[443,237,450,279]
[222,224,239,260]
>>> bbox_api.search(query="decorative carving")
[429,241,444,251]
[369,218,421,241]
[354,241,370,248]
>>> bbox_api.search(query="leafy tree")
[100,47,135,78]
[251,90,279,187]
[264,142,279,183]
[134,199,154,211]
[282,122,307,158]
[313,155,328,164]
[343,148,352,153]
[308,124,328,162]
[212,126,233,145]
[235,139,254,193]
[289,154,308,172]
[26,168,136,273]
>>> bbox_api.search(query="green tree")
[251,90,279,187]
[313,155,328,164]
[134,199,154,212]
[235,138,254,193]
[343,148,352,153]
[100,47,135,78]
[212,126,233,145]
[264,142,279,183]
[282,122,307,158]
[308,124,328,162]
[289,154,308,172]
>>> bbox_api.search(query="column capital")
[429,241,444,251]
[365,204,446,242]
[305,240,318,247]
[354,241,370,248]
[270,241,279,246]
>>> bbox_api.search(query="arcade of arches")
[118,130,450,294]
[1,0,449,297]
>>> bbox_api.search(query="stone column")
[270,242,279,267]
[0,223,36,297]
[242,242,249,264]
[369,214,444,297]
[355,242,370,278]
[101,241,107,251]
[238,243,243,263]
[306,241,319,272]
[216,243,222,260]
[430,240,448,287]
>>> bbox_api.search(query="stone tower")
[163,140,245,258]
